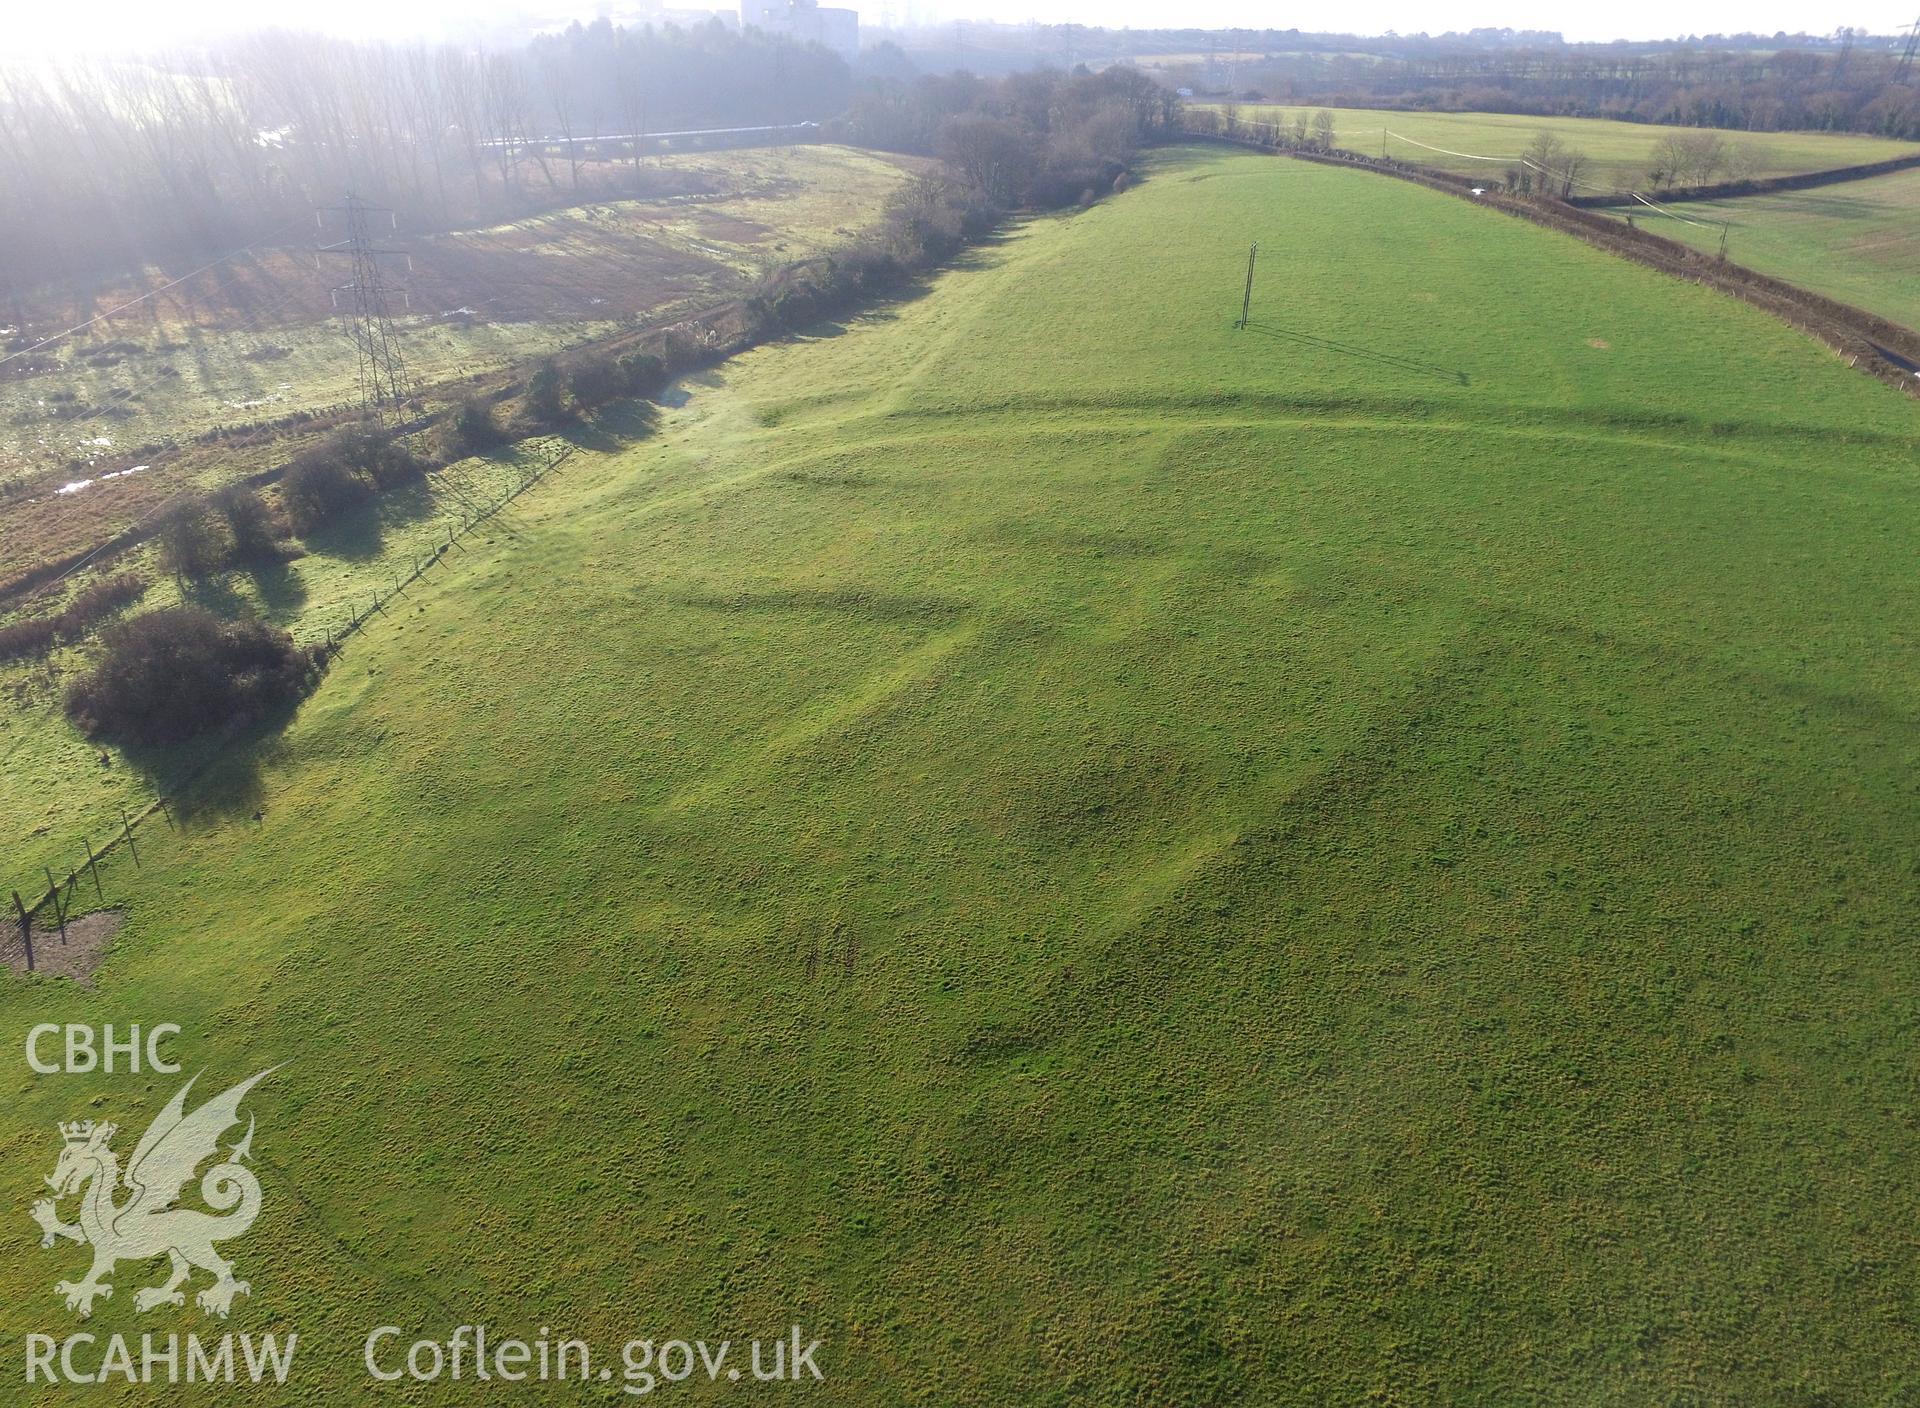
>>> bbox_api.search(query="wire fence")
[5,434,578,972]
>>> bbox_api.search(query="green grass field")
[1617,166,1920,333]
[1202,104,1920,187]
[6,145,1920,1403]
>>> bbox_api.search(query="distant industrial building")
[620,0,741,28]
[739,0,858,58]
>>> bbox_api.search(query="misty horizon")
[1,1,1914,62]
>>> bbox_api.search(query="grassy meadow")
[1616,166,1920,332]
[1202,103,1920,187]
[5,145,1920,1402]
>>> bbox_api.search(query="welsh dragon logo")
[30,1069,276,1319]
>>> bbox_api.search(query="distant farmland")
[0,145,918,481]
[1614,166,1920,332]
[6,146,1919,1402]
[1199,103,1920,187]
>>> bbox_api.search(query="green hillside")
[6,145,1920,1404]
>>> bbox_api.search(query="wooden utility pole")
[1237,242,1259,329]
[1717,221,1731,261]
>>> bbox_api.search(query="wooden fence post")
[83,838,102,898]
[120,807,139,867]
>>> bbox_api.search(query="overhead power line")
[1629,191,1715,228]
[0,217,309,372]
[1384,129,1525,162]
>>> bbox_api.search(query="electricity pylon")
[318,194,413,418]
[1894,15,1920,83]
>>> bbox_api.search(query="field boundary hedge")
[1178,132,1920,401]
[1567,151,1920,208]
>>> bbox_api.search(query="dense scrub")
[843,66,1180,212]
[0,574,145,661]
[281,425,426,534]
[64,606,316,745]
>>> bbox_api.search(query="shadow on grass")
[116,694,306,832]
[179,575,250,616]
[1242,319,1470,386]
[246,556,309,621]
[175,555,311,627]
[299,474,440,562]
[563,399,661,453]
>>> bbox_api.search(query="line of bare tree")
[0,20,853,297]
[840,65,1182,208]
[1244,45,1920,141]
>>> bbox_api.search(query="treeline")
[1197,107,1695,199]
[841,65,1181,207]
[0,21,852,290]
[1263,48,1920,140]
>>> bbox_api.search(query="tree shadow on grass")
[245,556,309,623]
[178,556,311,628]
[299,473,440,562]
[179,575,250,617]
[114,694,306,833]
[654,369,727,408]
[564,400,660,454]
[1242,319,1470,386]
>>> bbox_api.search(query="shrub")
[360,434,427,490]
[158,497,234,579]
[65,607,315,745]
[568,355,626,410]
[451,397,505,455]
[215,485,281,562]
[324,423,427,490]
[67,574,148,624]
[281,451,372,534]
[527,360,572,424]
[616,351,666,396]
[658,328,711,375]
[0,572,152,662]
[0,616,57,660]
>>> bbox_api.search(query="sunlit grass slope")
[5,145,1919,1405]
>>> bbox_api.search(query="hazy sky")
[921,0,1914,37]
[0,0,1910,58]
